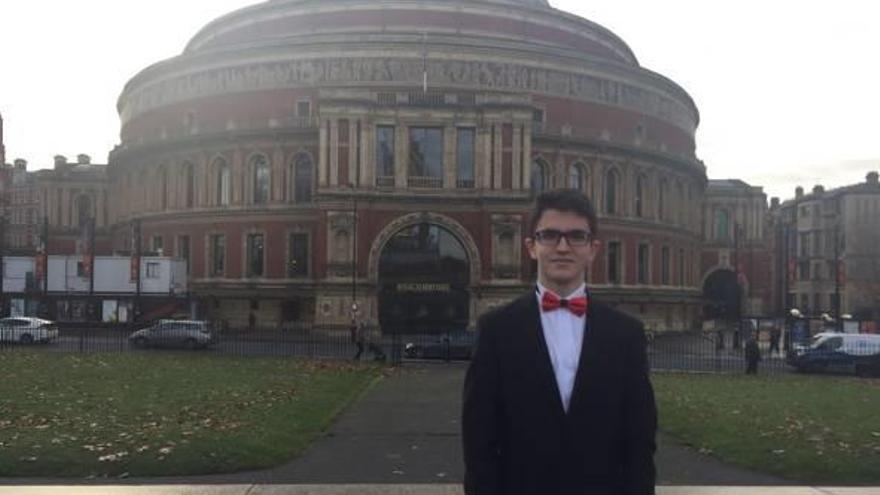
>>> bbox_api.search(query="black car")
[404,332,475,360]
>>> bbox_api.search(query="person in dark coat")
[463,189,656,495]
[351,319,365,360]
[744,332,761,374]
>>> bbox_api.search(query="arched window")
[715,209,730,241]
[569,163,585,191]
[604,168,618,214]
[531,159,548,194]
[635,174,646,217]
[183,162,195,209]
[293,153,313,204]
[251,154,270,204]
[215,158,230,206]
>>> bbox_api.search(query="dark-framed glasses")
[533,229,593,247]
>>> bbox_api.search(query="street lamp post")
[350,191,358,324]
[833,224,842,332]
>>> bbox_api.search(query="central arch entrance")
[378,223,470,334]
[702,269,741,319]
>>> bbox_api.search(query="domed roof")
[183,0,636,66]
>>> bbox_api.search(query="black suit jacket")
[462,292,656,495]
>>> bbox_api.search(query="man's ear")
[524,237,538,260]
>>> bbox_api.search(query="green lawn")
[653,372,880,484]
[0,352,382,478]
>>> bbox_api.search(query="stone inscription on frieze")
[125,58,695,132]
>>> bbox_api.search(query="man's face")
[525,209,600,290]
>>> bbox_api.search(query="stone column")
[329,120,339,187]
[395,125,407,188]
[273,145,285,203]
[362,122,374,188]
[477,125,490,189]
[232,148,244,205]
[522,123,532,191]
[319,119,329,188]
[444,125,455,189]
[511,125,522,191]
[492,124,502,190]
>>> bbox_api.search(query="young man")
[463,189,656,495]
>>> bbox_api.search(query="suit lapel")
[567,301,601,417]
[521,294,566,420]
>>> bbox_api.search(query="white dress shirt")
[536,282,587,413]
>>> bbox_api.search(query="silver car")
[0,317,59,344]
[129,319,213,350]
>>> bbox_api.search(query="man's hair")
[528,189,598,237]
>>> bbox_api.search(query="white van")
[787,332,880,376]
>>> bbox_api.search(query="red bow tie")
[541,291,588,317]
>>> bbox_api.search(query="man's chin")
[544,271,584,288]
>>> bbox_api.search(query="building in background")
[1,0,877,329]
[701,180,773,320]
[771,172,880,321]
[107,0,706,330]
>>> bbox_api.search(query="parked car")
[404,332,475,360]
[787,332,880,376]
[0,317,59,344]
[129,319,213,350]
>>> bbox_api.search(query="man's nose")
[555,236,572,251]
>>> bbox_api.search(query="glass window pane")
[409,128,443,179]
[294,154,313,203]
[376,126,395,178]
[456,128,475,187]
[288,233,309,277]
[248,234,264,277]
[252,156,270,204]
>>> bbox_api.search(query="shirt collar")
[536,282,586,300]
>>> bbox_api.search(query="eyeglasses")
[533,229,594,247]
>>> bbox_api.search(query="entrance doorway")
[378,223,470,334]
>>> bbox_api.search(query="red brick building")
[104,0,710,330]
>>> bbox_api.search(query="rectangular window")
[146,262,161,279]
[661,246,670,285]
[76,262,86,278]
[637,244,649,284]
[288,233,309,277]
[247,233,265,277]
[408,127,443,186]
[152,235,164,254]
[376,126,395,186]
[607,241,621,284]
[456,128,475,188]
[178,235,190,275]
[296,99,311,118]
[210,235,226,277]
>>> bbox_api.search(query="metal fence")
[1,318,878,376]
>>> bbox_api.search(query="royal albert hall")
[109,0,706,331]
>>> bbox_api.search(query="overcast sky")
[1,0,878,201]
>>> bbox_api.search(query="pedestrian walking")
[744,333,761,374]
[769,327,781,356]
[351,319,365,360]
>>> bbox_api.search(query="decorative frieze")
[122,58,696,133]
